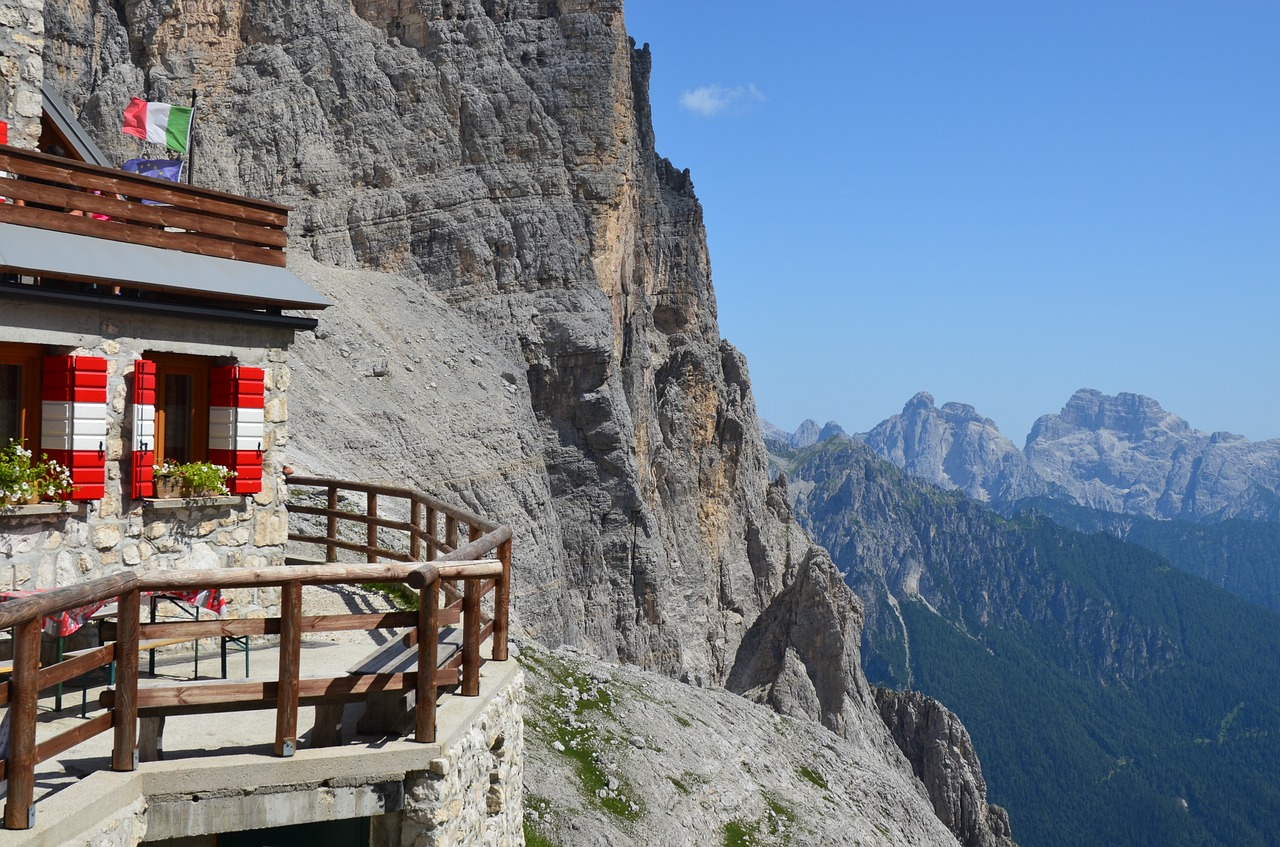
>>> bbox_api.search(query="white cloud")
[679,83,765,117]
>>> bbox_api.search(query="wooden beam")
[36,713,113,767]
[495,535,512,662]
[36,643,115,693]
[367,491,378,564]
[284,476,501,532]
[405,560,502,589]
[0,179,287,249]
[416,578,440,743]
[288,505,451,552]
[410,500,422,562]
[326,484,338,563]
[285,533,415,563]
[4,618,40,828]
[0,204,286,267]
[133,610,416,640]
[0,145,291,222]
[275,581,302,756]
[424,507,438,562]
[136,563,424,591]
[112,587,140,772]
[462,579,481,697]
[0,571,137,630]
[435,525,514,564]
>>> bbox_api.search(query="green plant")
[0,440,74,503]
[797,766,828,790]
[523,822,559,847]
[362,581,419,610]
[154,459,235,495]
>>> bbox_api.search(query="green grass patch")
[669,776,690,794]
[723,820,754,847]
[797,765,828,790]
[360,581,419,611]
[520,648,640,821]
[524,822,558,847]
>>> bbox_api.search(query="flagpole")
[187,89,197,185]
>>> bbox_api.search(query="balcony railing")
[0,477,513,830]
[0,144,288,267]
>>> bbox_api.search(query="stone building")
[0,100,328,617]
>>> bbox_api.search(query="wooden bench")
[101,627,464,760]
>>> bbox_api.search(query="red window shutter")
[209,365,265,495]
[131,359,157,499]
[40,355,108,500]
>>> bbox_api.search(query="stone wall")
[0,0,43,148]
[0,297,296,620]
[397,669,525,847]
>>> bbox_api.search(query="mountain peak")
[905,391,936,411]
[1030,388,1192,444]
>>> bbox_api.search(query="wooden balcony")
[0,477,513,830]
[0,144,288,267]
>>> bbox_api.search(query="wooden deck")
[0,476,512,831]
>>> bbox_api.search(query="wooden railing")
[0,474,514,831]
[0,144,289,267]
[285,475,513,673]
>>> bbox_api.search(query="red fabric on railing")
[0,588,226,637]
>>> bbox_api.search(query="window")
[131,355,264,499]
[151,354,210,465]
[0,344,41,448]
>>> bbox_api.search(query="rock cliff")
[875,689,1015,847]
[521,642,961,847]
[860,392,1029,503]
[47,0,792,682]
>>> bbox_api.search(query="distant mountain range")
[766,389,1280,522]
[772,435,1280,847]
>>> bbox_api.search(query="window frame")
[0,342,43,449]
[150,353,211,466]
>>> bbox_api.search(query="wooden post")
[462,578,480,697]
[112,588,140,771]
[325,485,338,563]
[494,538,511,661]
[409,500,422,561]
[274,581,302,757]
[444,516,457,553]
[366,492,378,563]
[5,618,40,829]
[424,508,437,561]
[415,578,440,743]
[468,524,482,544]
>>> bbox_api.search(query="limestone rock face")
[522,644,962,847]
[861,392,1030,503]
[853,389,1280,521]
[875,688,1015,847]
[1020,388,1280,520]
[728,545,883,747]
[762,418,847,450]
[46,0,793,683]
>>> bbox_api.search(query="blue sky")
[624,2,1280,443]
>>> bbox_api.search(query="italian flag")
[122,98,193,154]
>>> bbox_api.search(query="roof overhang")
[0,223,330,311]
[41,86,112,167]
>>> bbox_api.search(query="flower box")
[152,459,236,499]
